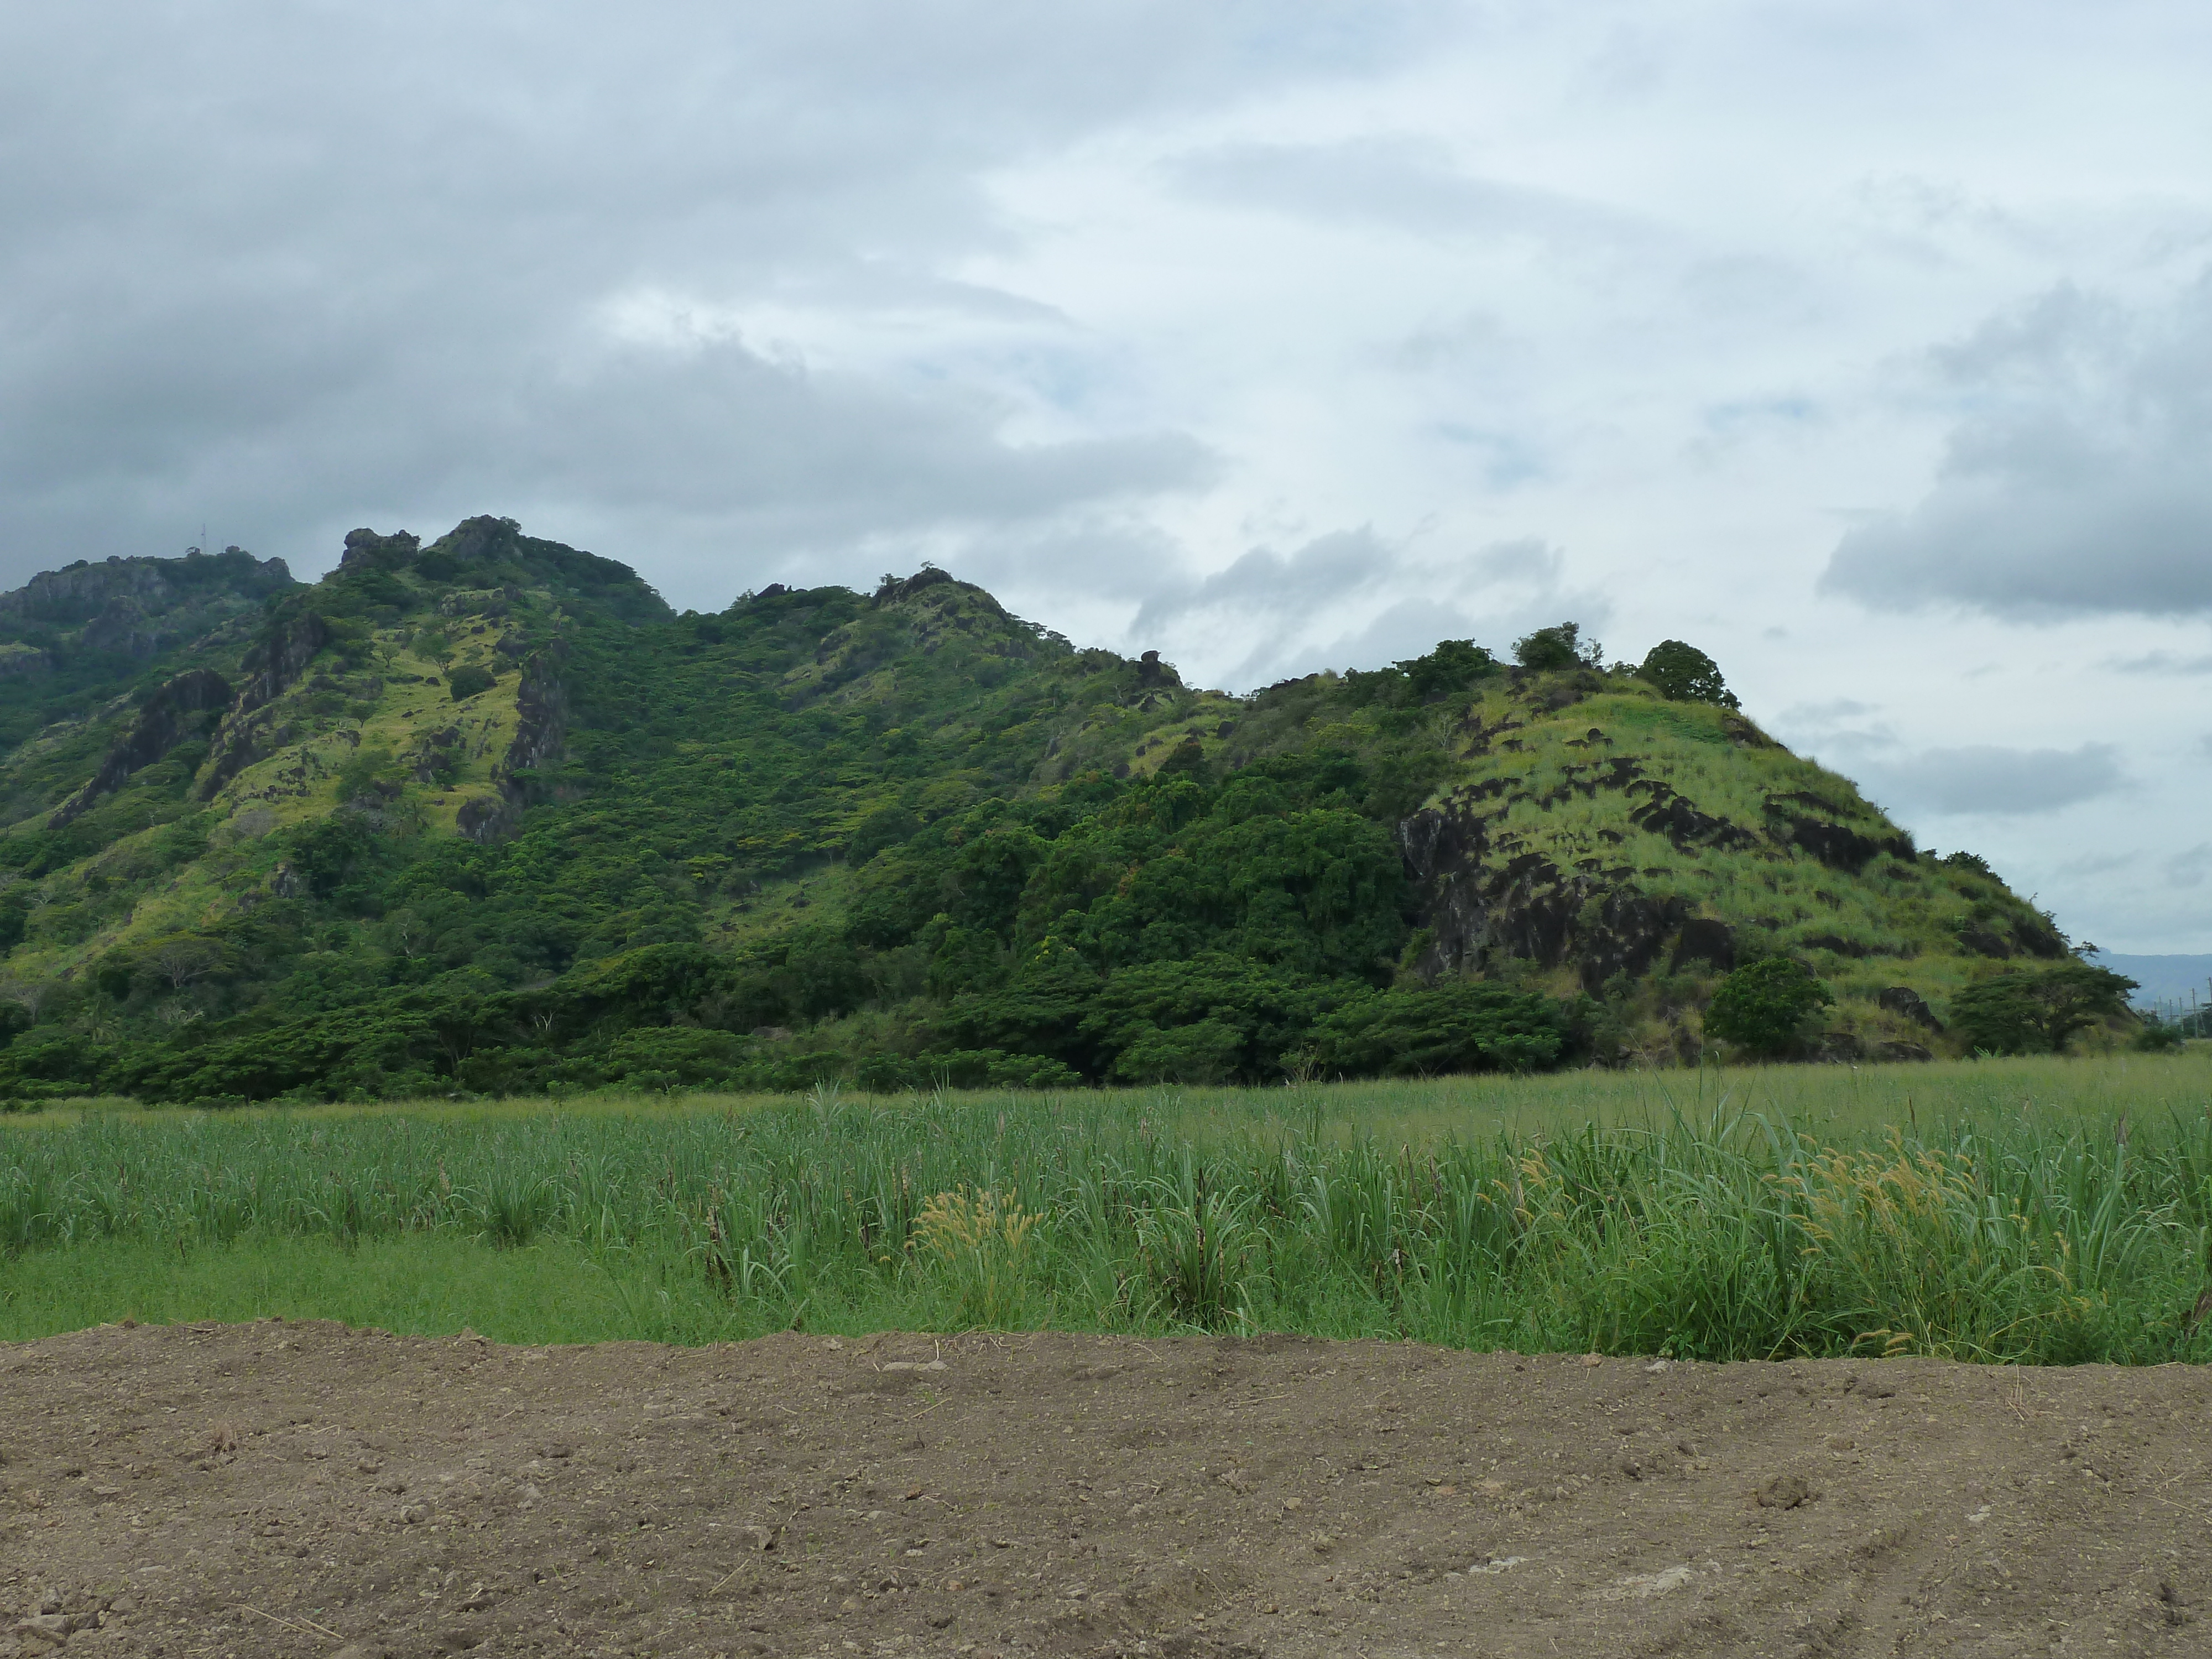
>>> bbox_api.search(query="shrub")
[1635,640,1740,708]
[1312,978,1574,1077]
[1950,962,2137,1056]
[1394,638,1498,700]
[1704,957,1831,1056]
[1512,621,1602,671]
[447,664,496,701]
[2135,1018,2187,1053]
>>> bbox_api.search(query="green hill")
[0,517,2105,1103]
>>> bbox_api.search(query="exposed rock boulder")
[196,612,332,799]
[1399,802,1692,990]
[338,528,421,567]
[1670,917,1736,973]
[0,548,293,629]
[1626,780,1758,850]
[1766,804,1914,875]
[1958,926,2014,959]
[1876,986,1942,1030]
[50,668,232,827]
[458,641,571,843]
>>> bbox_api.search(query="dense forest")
[0,518,2136,1104]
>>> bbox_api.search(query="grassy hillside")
[0,519,2121,1104]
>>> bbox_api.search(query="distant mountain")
[0,518,2103,1103]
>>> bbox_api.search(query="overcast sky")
[5,2,2210,950]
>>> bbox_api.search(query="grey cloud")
[1765,700,1898,766]
[1133,530,1610,690]
[1309,597,1483,668]
[0,1,1433,597]
[2106,650,2212,675]
[1164,136,1646,246]
[1822,274,2212,619]
[1863,743,2125,817]
[1133,529,1396,639]
[2166,844,2212,891]
[1782,698,1881,722]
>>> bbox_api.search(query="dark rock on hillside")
[1958,926,2014,959]
[81,598,168,659]
[1670,917,1736,972]
[338,528,421,567]
[460,642,573,844]
[2010,915,2070,959]
[1400,801,1699,990]
[872,567,955,605]
[1626,780,1759,850]
[1766,802,1913,875]
[50,669,232,827]
[196,612,332,799]
[0,549,294,633]
[1877,987,1942,1030]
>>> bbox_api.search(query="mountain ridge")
[0,517,2114,1103]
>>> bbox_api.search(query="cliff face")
[0,549,295,644]
[50,669,232,828]
[196,613,333,800]
[458,641,571,843]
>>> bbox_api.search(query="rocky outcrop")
[337,528,420,567]
[50,668,232,828]
[872,567,956,606]
[1626,780,1759,851]
[1765,798,1914,875]
[458,641,571,844]
[1670,917,1736,973]
[195,612,332,800]
[1398,801,1704,990]
[1877,986,1942,1030]
[503,644,569,777]
[0,549,294,632]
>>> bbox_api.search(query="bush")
[1394,638,1498,700]
[1704,957,1831,1056]
[1512,621,1601,671]
[1311,978,1574,1076]
[2135,1018,2187,1054]
[447,665,496,701]
[1950,962,2137,1056]
[1635,640,1740,708]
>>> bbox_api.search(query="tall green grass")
[5,1057,2209,1363]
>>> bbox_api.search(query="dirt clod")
[1755,1473,1816,1509]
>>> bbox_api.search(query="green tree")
[1512,622,1602,671]
[1704,957,1831,1056]
[1311,978,1575,1076]
[1394,638,1499,700]
[1949,962,2136,1055]
[1635,640,1740,708]
[447,664,496,701]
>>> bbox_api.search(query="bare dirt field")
[4,1323,2209,1658]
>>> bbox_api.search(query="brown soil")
[4,1323,2209,1658]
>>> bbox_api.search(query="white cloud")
[1865,744,2127,817]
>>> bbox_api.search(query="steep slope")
[0,519,2094,1103]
